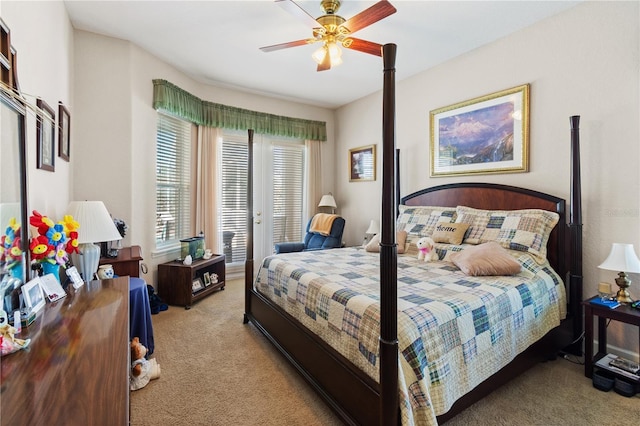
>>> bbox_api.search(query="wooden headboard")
[401,182,567,281]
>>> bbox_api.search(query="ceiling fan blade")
[276,0,321,28]
[317,49,331,72]
[341,0,397,34]
[342,38,383,57]
[260,39,312,52]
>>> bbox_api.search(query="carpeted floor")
[131,279,638,425]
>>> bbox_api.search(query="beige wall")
[335,1,639,358]
[1,2,336,285]
[2,1,638,358]
[73,32,336,285]
[1,1,74,216]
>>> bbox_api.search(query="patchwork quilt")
[255,246,566,426]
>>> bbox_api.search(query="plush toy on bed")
[416,236,439,262]
[130,337,161,391]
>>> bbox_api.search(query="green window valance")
[153,79,327,141]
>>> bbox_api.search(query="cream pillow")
[431,223,470,245]
[365,230,407,254]
[450,241,521,276]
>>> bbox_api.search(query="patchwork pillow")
[365,230,407,254]
[396,205,457,237]
[450,241,522,276]
[454,205,559,262]
[431,222,470,245]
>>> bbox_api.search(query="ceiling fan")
[260,0,397,72]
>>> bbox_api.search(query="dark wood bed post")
[396,148,400,216]
[568,116,583,354]
[243,129,255,324]
[379,43,399,426]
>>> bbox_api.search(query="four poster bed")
[243,44,583,425]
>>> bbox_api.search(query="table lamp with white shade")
[597,243,640,303]
[363,219,380,245]
[318,193,337,214]
[66,201,122,282]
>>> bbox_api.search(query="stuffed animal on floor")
[130,337,160,391]
[416,237,438,262]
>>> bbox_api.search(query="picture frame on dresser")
[192,277,204,293]
[203,272,211,287]
[36,98,55,172]
[430,84,530,177]
[22,278,45,313]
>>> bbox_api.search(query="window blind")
[220,135,305,263]
[220,139,248,264]
[156,113,192,249]
[272,142,304,244]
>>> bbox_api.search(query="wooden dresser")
[0,277,130,426]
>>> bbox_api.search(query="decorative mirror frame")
[0,18,30,282]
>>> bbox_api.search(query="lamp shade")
[66,201,122,244]
[318,194,337,209]
[365,220,380,235]
[66,201,122,282]
[598,243,640,273]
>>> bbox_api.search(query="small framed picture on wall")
[36,98,55,172]
[58,102,70,161]
[349,144,376,182]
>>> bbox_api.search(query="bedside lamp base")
[615,272,633,303]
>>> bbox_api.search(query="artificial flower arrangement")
[0,217,22,271]
[28,210,80,269]
[1,210,80,280]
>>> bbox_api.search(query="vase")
[41,262,60,283]
[8,264,23,282]
[97,264,114,280]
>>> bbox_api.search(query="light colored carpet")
[131,279,638,425]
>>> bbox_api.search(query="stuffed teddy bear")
[416,237,438,262]
[130,337,160,391]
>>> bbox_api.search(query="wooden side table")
[158,254,225,309]
[583,296,640,378]
[100,245,143,278]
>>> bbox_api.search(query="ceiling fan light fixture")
[312,42,342,67]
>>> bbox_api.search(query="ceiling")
[64,0,580,109]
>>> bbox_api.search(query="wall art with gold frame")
[430,84,529,177]
[348,144,376,182]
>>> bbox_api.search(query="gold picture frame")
[349,144,376,182]
[430,84,530,177]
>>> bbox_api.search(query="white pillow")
[365,230,407,254]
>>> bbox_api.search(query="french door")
[220,132,306,269]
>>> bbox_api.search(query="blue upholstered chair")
[274,214,345,254]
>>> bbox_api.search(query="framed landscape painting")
[430,84,529,177]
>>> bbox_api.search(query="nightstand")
[583,296,640,379]
[99,245,142,278]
